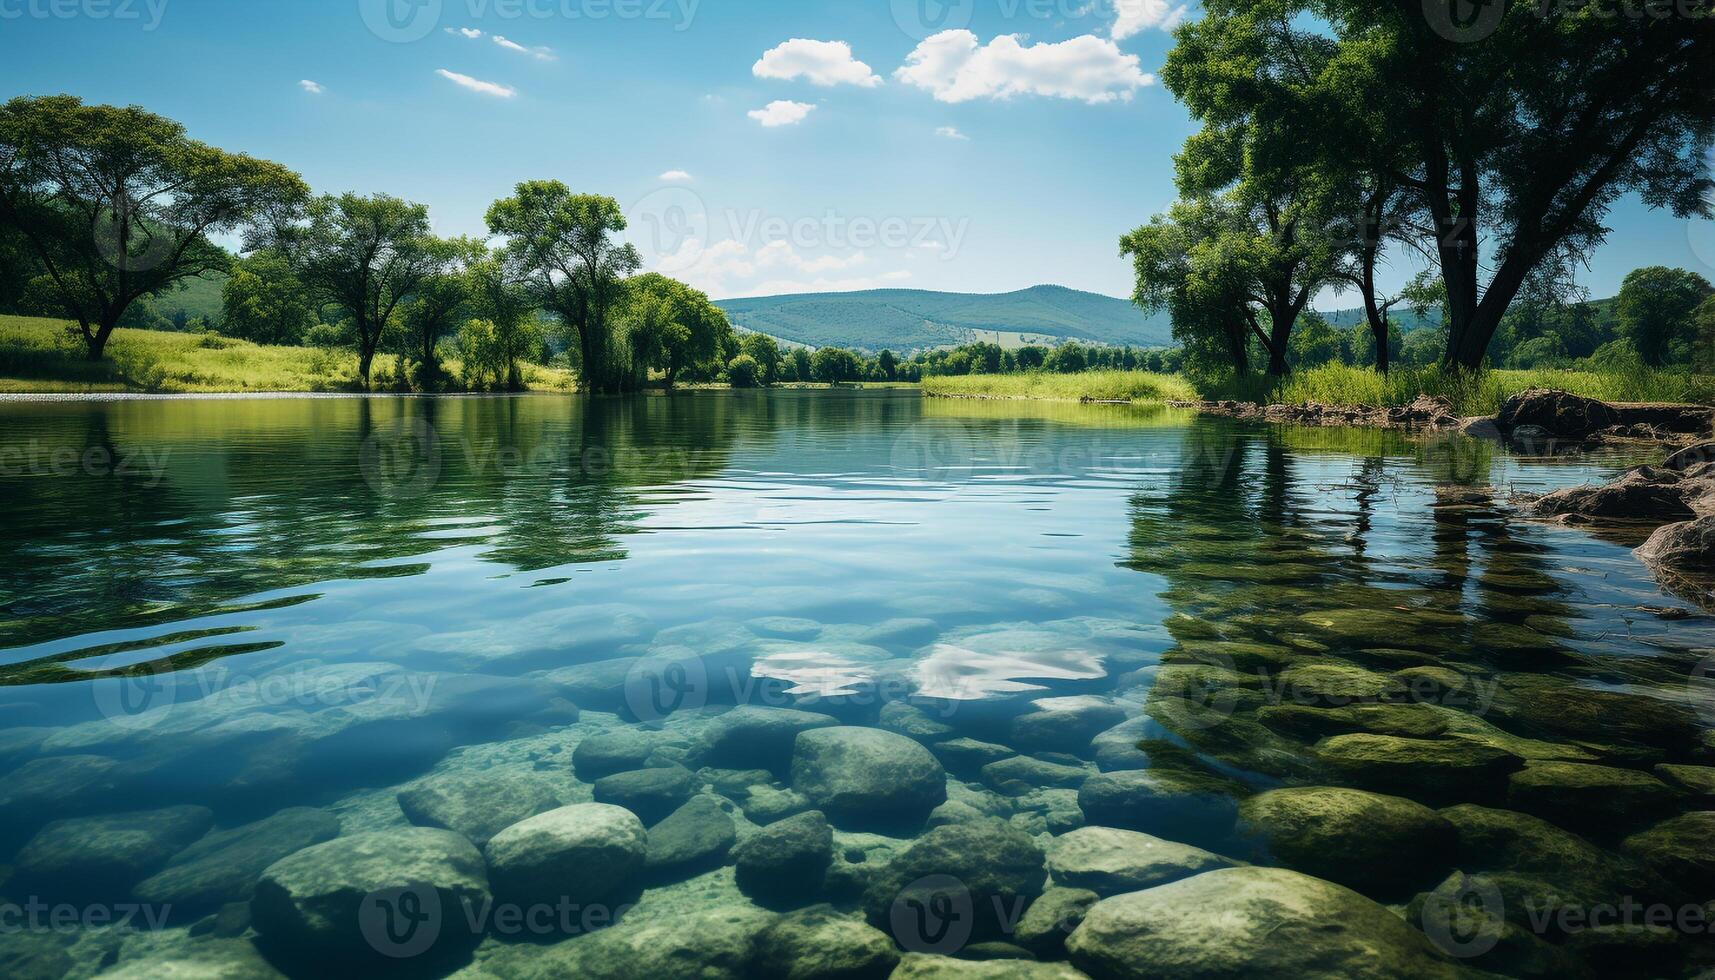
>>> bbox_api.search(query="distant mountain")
[714,285,1174,353]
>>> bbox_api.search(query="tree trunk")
[1266,310,1293,377]
[84,316,119,361]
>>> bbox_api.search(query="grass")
[0,315,578,394]
[1200,363,1715,417]
[922,369,1199,404]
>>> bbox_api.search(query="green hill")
[715,285,1174,353]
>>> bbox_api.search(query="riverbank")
[0,316,579,394]
[925,364,1714,416]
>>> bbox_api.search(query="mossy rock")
[1505,762,1681,836]
[1621,811,1715,901]
[1315,734,1520,804]
[1237,787,1454,896]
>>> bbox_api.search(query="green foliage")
[222,250,313,346]
[0,95,307,359]
[922,370,1197,403]
[621,272,731,388]
[486,182,640,393]
[725,353,760,388]
[810,346,863,383]
[1614,265,1713,366]
[739,332,783,385]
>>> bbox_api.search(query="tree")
[486,183,640,393]
[790,347,812,385]
[466,255,541,391]
[0,96,306,360]
[1614,266,1712,367]
[739,332,783,385]
[1014,345,1046,370]
[877,349,898,380]
[1289,312,1342,369]
[1046,343,1088,373]
[726,353,760,388]
[260,193,438,385]
[398,237,482,388]
[1122,197,1261,377]
[1693,294,1715,374]
[1305,0,1715,368]
[623,273,731,389]
[221,250,313,345]
[810,346,861,382]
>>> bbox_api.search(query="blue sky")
[2,0,1711,304]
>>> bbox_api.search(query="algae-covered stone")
[1654,763,1715,801]
[741,783,812,823]
[645,795,736,874]
[753,906,899,979]
[15,805,213,898]
[397,770,560,847]
[1409,871,1578,978]
[699,705,839,774]
[863,820,1047,940]
[484,803,645,912]
[1009,697,1129,753]
[1621,811,1715,900]
[1045,826,1235,896]
[890,954,1092,978]
[1275,664,1402,706]
[733,809,834,908]
[1506,762,1680,834]
[96,937,288,980]
[484,904,777,980]
[791,727,946,825]
[251,828,489,956]
[1065,866,1465,979]
[593,765,699,825]
[1089,717,1152,772]
[880,702,956,742]
[1014,887,1098,956]
[572,729,656,779]
[982,755,1091,795]
[1076,769,1241,851]
[1316,734,1518,803]
[1236,787,1454,894]
[135,806,340,911]
[933,737,1016,776]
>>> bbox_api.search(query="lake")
[0,390,1710,978]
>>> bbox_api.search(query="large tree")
[1313,0,1715,368]
[259,193,438,384]
[0,95,305,359]
[1614,265,1712,366]
[486,183,641,394]
[221,250,314,346]
[622,273,730,389]
[398,236,483,386]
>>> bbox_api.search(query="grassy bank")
[924,363,1712,415]
[0,316,577,394]
[922,370,1199,403]
[1200,364,1715,417]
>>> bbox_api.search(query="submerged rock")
[593,766,700,825]
[753,906,899,979]
[733,809,834,908]
[251,828,489,957]
[983,755,1092,795]
[1014,887,1099,957]
[1236,787,1454,894]
[134,806,340,911]
[645,795,736,874]
[1527,467,1699,522]
[1315,733,1519,803]
[484,903,777,980]
[698,705,839,774]
[1045,827,1236,897]
[863,820,1046,941]
[1065,867,1465,979]
[933,737,1017,776]
[1505,761,1680,834]
[791,727,947,826]
[1009,697,1129,754]
[572,729,657,780]
[1076,769,1242,851]
[484,803,646,912]
[890,954,1092,978]
[1621,811,1715,900]
[880,702,957,742]
[397,770,560,847]
[14,805,213,898]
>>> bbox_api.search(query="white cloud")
[654,238,909,298]
[494,35,555,60]
[935,126,969,140]
[753,39,882,88]
[436,69,517,99]
[658,170,693,182]
[446,27,484,38]
[748,100,816,127]
[1112,0,1189,40]
[298,79,324,95]
[894,30,1153,104]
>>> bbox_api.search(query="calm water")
[0,391,1710,977]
